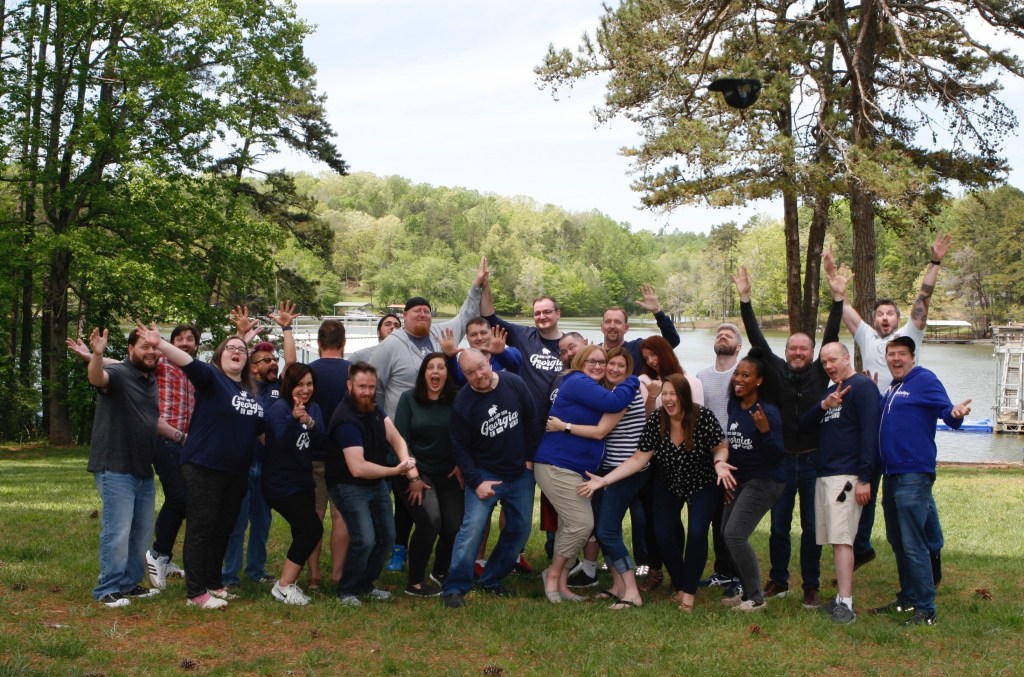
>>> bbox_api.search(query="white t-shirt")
[854,318,925,394]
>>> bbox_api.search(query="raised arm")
[824,246,865,335]
[910,233,953,331]
[138,323,193,368]
[637,284,680,348]
[733,267,772,354]
[67,336,117,367]
[231,305,262,344]
[87,328,112,388]
[272,300,298,372]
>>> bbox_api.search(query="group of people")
[82,240,970,626]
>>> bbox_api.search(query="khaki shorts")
[312,461,333,515]
[815,475,862,546]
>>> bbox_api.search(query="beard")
[131,354,158,374]
[714,343,736,356]
[351,394,376,413]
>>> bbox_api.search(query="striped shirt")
[601,390,647,470]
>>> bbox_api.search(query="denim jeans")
[722,478,786,604]
[222,461,273,584]
[882,473,943,613]
[93,471,156,599]
[768,452,821,590]
[151,439,187,559]
[443,469,535,595]
[592,469,648,573]
[329,480,395,596]
[651,475,721,594]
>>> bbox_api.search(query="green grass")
[2,445,1023,676]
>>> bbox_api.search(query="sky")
[277,0,1024,235]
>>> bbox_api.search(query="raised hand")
[822,382,852,409]
[273,300,298,328]
[489,325,508,355]
[828,263,854,300]
[136,322,163,348]
[231,305,260,342]
[438,327,459,357]
[475,255,489,288]
[89,328,109,355]
[732,267,752,302]
[822,244,838,278]
[66,336,92,361]
[636,284,662,314]
[931,233,953,263]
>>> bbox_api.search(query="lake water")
[558,317,1023,465]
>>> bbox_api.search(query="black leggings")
[181,464,247,598]
[394,470,465,585]
[266,489,324,567]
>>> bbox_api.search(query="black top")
[326,393,394,487]
[87,359,159,478]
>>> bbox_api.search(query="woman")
[535,345,639,603]
[547,347,647,609]
[140,324,265,610]
[717,347,785,612]
[635,335,703,591]
[393,353,464,597]
[262,363,326,605]
[579,373,729,612]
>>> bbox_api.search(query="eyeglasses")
[533,309,556,317]
[584,359,607,367]
[252,356,278,365]
[223,344,247,354]
[836,481,854,502]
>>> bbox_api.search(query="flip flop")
[595,589,620,601]
[609,598,641,610]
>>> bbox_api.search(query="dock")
[993,324,1024,433]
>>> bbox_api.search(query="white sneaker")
[338,594,362,607]
[146,550,169,589]
[98,593,130,608]
[272,582,311,606]
[732,599,767,612]
[165,560,185,578]
[187,594,228,610]
[366,588,392,600]
[208,587,239,600]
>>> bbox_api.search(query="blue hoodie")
[878,366,961,475]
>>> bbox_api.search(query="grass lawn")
[2,445,1023,676]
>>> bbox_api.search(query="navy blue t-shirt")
[262,399,326,499]
[485,314,562,409]
[309,357,351,461]
[180,360,265,475]
[725,398,785,483]
[800,372,880,482]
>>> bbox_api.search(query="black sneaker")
[126,585,160,599]
[722,581,744,599]
[405,582,442,597]
[567,569,599,588]
[699,572,735,588]
[902,610,937,626]
[476,583,514,597]
[442,592,465,609]
[853,549,876,571]
[870,600,914,615]
[98,592,130,608]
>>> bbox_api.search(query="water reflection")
[558,318,1023,464]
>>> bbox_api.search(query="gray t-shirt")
[87,359,159,478]
[695,363,737,432]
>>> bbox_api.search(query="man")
[799,343,878,624]
[732,254,847,608]
[326,362,416,606]
[86,327,162,607]
[442,349,540,609]
[146,324,198,588]
[308,319,353,587]
[480,285,565,409]
[442,317,523,383]
[370,257,488,416]
[347,313,402,364]
[599,285,680,374]
[223,303,296,587]
[871,336,970,626]
[695,322,743,593]
[825,234,952,569]
[831,234,953,390]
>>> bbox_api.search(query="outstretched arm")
[910,233,953,331]
[273,300,298,373]
[733,267,771,353]
[824,246,865,335]
[637,284,680,348]
[87,329,111,388]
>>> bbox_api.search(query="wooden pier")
[994,324,1024,433]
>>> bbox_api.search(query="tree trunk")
[44,248,73,445]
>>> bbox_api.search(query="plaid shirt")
[157,356,195,433]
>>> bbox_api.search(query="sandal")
[308,577,321,591]
[678,600,694,613]
[609,598,642,610]
[638,568,663,592]
[595,589,620,602]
